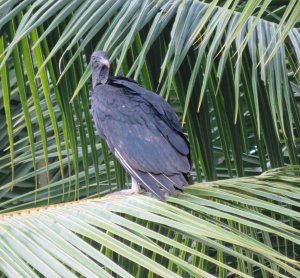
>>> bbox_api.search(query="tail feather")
[175,173,189,185]
[114,146,190,200]
[136,171,166,200]
[150,174,177,195]
[131,171,190,199]
[115,149,165,200]
[165,174,189,190]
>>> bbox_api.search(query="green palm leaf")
[1,167,300,277]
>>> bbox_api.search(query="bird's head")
[91,51,110,88]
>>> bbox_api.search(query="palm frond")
[1,167,300,277]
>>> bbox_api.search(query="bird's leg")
[106,178,140,197]
[119,178,140,194]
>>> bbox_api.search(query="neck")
[92,70,100,89]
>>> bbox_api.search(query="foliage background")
[0,0,299,209]
[0,0,300,277]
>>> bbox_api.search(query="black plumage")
[91,51,192,200]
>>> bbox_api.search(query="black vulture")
[91,51,192,200]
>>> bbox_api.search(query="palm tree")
[0,0,299,276]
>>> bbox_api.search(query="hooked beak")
[100,58,110,69]
[92,58,110,88]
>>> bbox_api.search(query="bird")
[91,50,192,200]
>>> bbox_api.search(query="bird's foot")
[106,178,141,197]
[106,188,139,197]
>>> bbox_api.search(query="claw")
[106,178,140,197]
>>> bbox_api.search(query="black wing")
[92,79,191,200]
[110,77,183,132]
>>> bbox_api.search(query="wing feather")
[115,149,165,200]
